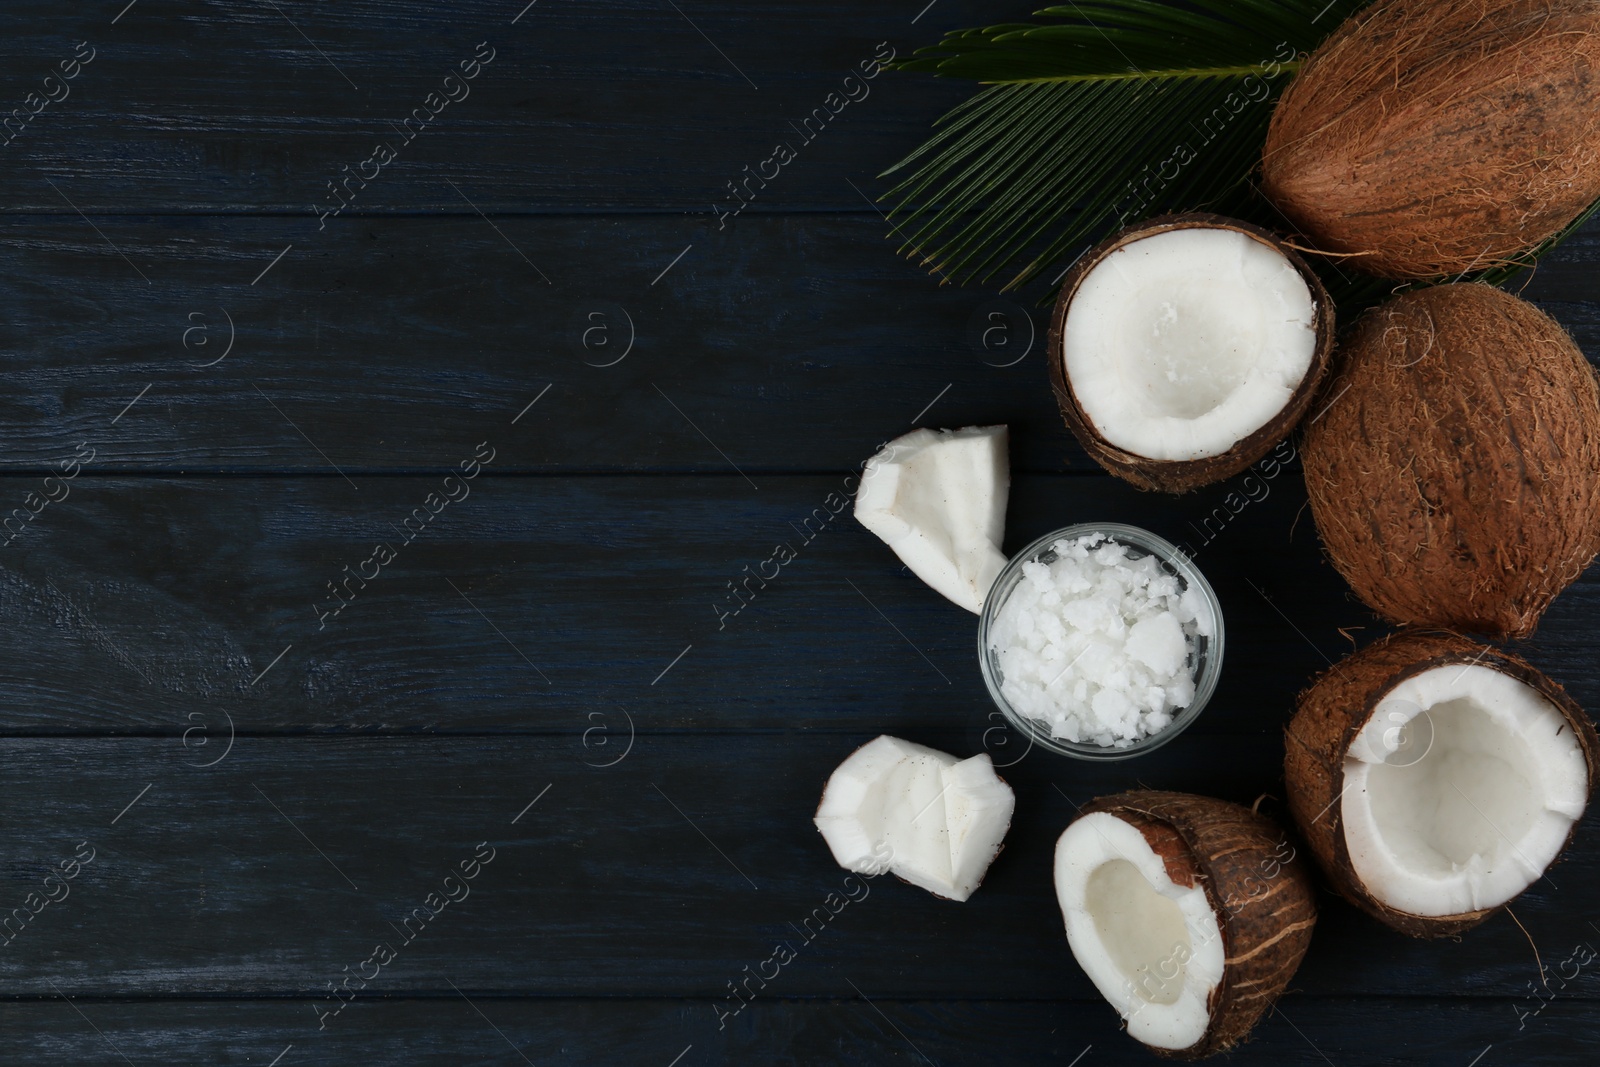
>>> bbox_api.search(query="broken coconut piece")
[1055,791,1316,1058]
[814,735,1014,902]
[853,425,1009,614]
[1048,214,1334,493]
[1286,630,1597,937]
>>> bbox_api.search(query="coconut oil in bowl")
[978,523,1224,761]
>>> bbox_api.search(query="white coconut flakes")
[987,534,1213,747]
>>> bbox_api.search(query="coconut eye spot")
[1084,858,1192,1005]
[1063,227,1317,462]
[1340,664,1589,917]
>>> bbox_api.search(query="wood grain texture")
[0,0,978,214]
[0,470,1541,735]
[0,213,1590,475]
[0,213,1079,473]
[0,734,1594,1003]
[0,996,1581,1066]
[0,998,1587,1067]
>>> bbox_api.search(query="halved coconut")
[1285,631,1597,937]
[854,425,1009,613]
[815,735,1014,901]
[1055,791,1316,1057]
[1048,214,1334,493]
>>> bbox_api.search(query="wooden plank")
[0,469,1529,735]
[0,213,1593,475]
[0,995,1581,1066]
[0,212,1079,473]
[0,0,980,213]
[1517,229,1600,348]
[0,731,1596,1003]
[0,468,1594,734]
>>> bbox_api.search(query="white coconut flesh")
[1063,228,1317,462]
[815,735,1015,902]
[1055,813,1225,1051]
[1341,664,1589,917]
[854,426,1009,614]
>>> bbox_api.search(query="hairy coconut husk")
[1048,213,1334,494]
[1081,790,1317,1058]
[1284,630,1597,937]
[1262,0,1600,279]
[1302,283,1600,638]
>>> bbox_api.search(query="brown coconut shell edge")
[1047,213,1335,494]
[1080,790,1318,1059]
[1284,630,1599,938]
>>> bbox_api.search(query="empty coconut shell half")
[1262,0,1600,279]
[1303,283,1600,640]
[1055,790,1316,1058]
[1048,214,1334,493]
[1285,631,1597,938]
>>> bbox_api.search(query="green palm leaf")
[880,1,1373,295]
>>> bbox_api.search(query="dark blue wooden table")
[0,2,1595,1063]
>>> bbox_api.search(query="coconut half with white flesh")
[854,426,1009,613]
[1048,214,1334,493]
[1286,631,1598,937]
[1055,791,1316,1058]
[814,735,1014,902]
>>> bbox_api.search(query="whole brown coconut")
[1261,0,1600,279]
[1049,213,1335,493]
[1055,791,1317,1058]
[1303,283,1600,639]
[1285,631,1597,937]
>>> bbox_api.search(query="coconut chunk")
[878,749,961,897]
[943,754,1017,900]
[813,734,923,872]
[854,426,1009,614]
[1341,664,1588,918]
[814,736,1014,902]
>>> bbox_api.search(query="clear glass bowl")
[977,523,1225,761]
